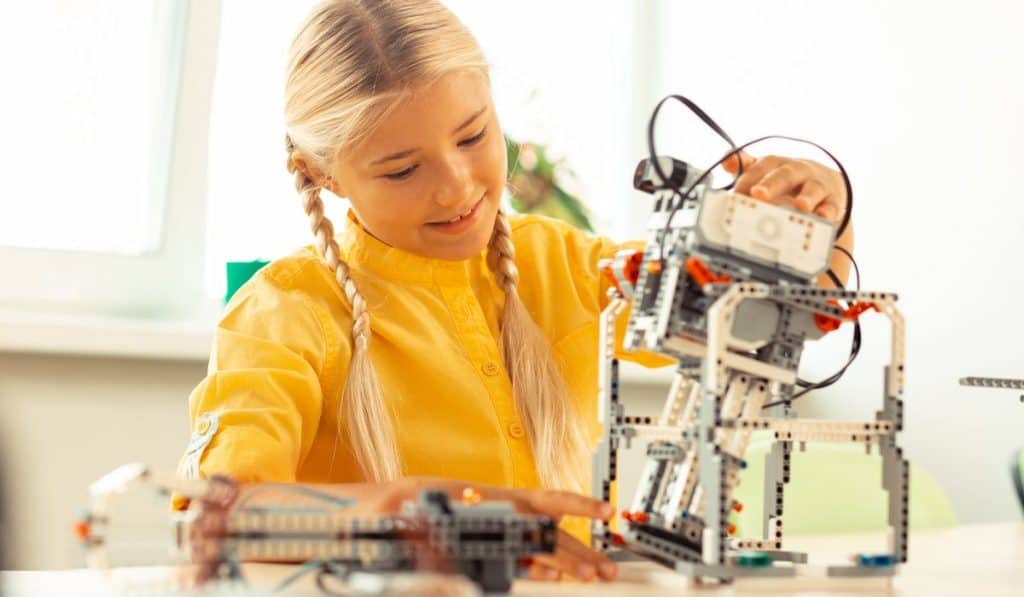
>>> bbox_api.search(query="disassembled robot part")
[75,463,555,594]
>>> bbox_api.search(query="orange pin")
[73,520,91,541]
[461,487,483,506]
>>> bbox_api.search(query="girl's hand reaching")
[331,477,619,582]
[723,151,847,227]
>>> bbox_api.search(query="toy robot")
[590,153,908,582]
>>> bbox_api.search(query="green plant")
[505,135,593,232]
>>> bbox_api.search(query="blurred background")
[0,0,1021,570]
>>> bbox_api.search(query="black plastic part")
[634,157,693,193]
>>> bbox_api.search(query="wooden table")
[3,523,1022,596]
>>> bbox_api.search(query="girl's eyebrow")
[368,106,487,166]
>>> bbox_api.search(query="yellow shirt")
[181,211,672,529]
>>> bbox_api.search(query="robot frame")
[589,147,909,582]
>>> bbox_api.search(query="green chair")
[225,260,270,302]
[731,437,957,537]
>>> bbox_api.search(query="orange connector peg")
[732,501,744,513]
[599,251,644,295]
[622,251,643,286]
[598,259,619,290]
[726,524,737,536]
[73,520,90,541]
[843,301,879,320]
[685,257,731,287]
[611,533,626,546]
[814,299,843,333]
[816,299,880,333]
[461,487,483,506]
[622,511,649,524]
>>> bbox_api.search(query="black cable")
[645,95,854,261]
[833,244,860,291]
[640,94,861,409]
[762,265,863,409]
[647,95,742,260]
[314,562,349,596]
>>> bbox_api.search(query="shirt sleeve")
[177,263,334,484]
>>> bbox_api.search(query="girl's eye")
[458,126,487,147]
[384,165,417,181]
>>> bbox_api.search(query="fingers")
[527,563,561,581]
[530,530,618,582]
[365,480,616,528]
[732,154,783,195]
[520,490,614,521]
[814,199,841,223]
[794,178,828,212]
[721,150,755,175]
[731,156,842,220]
[750,164,807,205]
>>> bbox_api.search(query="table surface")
[3,522,1022,596]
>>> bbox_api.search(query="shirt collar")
[338,209,484,285]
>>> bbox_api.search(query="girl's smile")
[425,192,486,236]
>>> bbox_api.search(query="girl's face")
[327,70,507,261]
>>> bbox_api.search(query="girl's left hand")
[723,152,847,227]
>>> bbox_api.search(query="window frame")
[0,0,223,322]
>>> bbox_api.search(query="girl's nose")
[432,157,474,207]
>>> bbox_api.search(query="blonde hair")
[284,0,588,491]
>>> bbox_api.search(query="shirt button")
[196,418,212,434]
[508,422,526,439]
[482,361,500,376]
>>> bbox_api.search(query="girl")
[178,0,853,583]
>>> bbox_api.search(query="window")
[0,0,219,319]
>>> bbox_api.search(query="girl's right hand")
[332,477,619,582]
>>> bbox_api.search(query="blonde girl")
[179,0,853,582]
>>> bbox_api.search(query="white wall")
[0,354,197,570]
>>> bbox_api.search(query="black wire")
[833,244,860,291]
[314,564,348,596]
[762,265,864,409]
[645,95,854,261]
[639,94,861,410]
[647,95,742,260]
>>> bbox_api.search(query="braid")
[287,143,401,482]
[488,210,589,491]
[487,211,519,291]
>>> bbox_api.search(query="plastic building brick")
[854,553,896,568]
[959,376,1024,403]
[734,551,774,568]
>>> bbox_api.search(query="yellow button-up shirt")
[182,211,671,530]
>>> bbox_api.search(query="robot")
[590,150,909,582]
[75,463,555,594]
